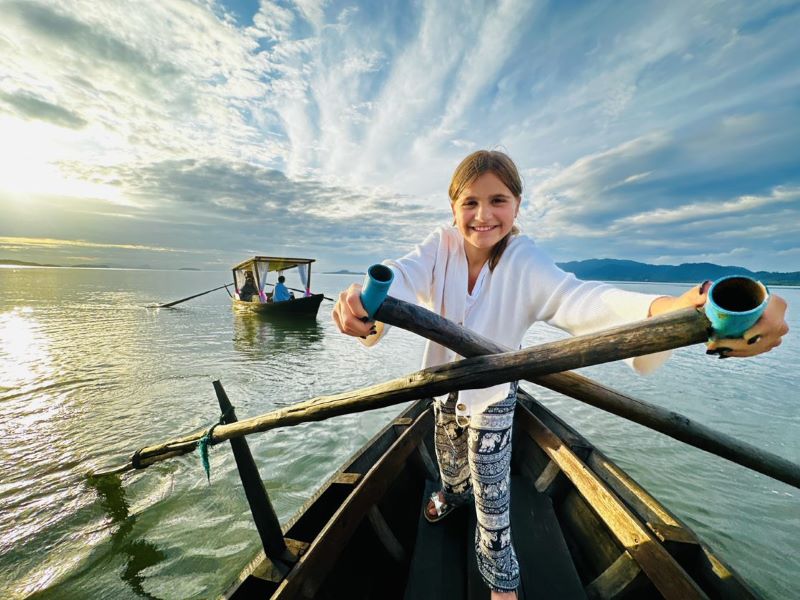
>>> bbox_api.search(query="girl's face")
[452,171,520,255]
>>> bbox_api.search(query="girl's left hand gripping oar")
[332,264,393,341]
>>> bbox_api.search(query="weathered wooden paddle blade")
[213,380,295,571]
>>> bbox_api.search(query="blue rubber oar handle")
[360,264,394,319]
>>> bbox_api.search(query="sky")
[1,0,799,272]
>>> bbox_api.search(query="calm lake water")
[0,267,798,599]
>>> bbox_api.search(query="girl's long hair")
[448,150,521,271]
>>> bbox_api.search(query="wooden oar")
[98,308,706,474]
[375,297,800,489]
[149,284,231,308]
[95,299,800,490]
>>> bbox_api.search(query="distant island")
[323,269,367,275]
[0,259,203,271]
[0,259,62,267]
[0,259,113,269]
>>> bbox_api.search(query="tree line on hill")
[557,259,800,286]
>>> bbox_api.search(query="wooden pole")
[97,307,708,472]
[213,381,295,571]
[373,297,800,489]
[253,266,264,302]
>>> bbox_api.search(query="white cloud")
[0,0,798,271]
[612,186,800,228]
[251,1,296,41]
[292,0,328,30]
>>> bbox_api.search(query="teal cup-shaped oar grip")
[360,264,394,319]
[704,276,769,339]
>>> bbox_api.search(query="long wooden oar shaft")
[375,297,800,489]
[97,306,711,475]
[151,284,230,308]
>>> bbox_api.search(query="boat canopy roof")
[232,256,316,273]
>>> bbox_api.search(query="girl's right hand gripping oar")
[332,264,393,341]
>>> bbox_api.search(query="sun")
[0,116,122,202]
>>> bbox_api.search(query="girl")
[332,150,789,598]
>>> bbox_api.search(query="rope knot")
[197,405,235,483]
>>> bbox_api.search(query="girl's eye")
[492,197,507,204]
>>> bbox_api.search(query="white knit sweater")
[377,225,670,417]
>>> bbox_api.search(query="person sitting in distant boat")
[239,272,258,302]
[273,275,292,302]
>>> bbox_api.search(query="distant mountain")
[0,258,116,268]
[557,259,800,286]
[69,263,112,269]
[323,269,366,275]
[0,258,204,271]
[0,259,60,267]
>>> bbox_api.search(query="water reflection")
[86,474,166,600]
[232,313,324,359]
[0,307,53,389]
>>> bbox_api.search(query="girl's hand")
[331,283,376,338]
[707,294,789,358]
[648,280,711,317]
[649,281,789,359]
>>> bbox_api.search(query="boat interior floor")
[404,477,587,600]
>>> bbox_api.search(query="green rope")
[198,430,214,483]
[197,405,235,484]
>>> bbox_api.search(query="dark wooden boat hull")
[222,389,757,599]
[232,294,324,317]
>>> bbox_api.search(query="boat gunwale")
[516,389,757,598]
[271,405,434,598]
[219,399,430,599]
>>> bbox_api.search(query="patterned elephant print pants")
[433,382,519,593]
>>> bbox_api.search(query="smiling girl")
[332,150,789,598]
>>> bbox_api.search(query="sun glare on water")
[0,308,53,388]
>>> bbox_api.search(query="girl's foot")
[490,591,517,600]
[425,488,473,523]
[426,490,444,519]
[425,490,453,523]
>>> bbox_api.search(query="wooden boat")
[221,387,756,600]
[231,256,324,317]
